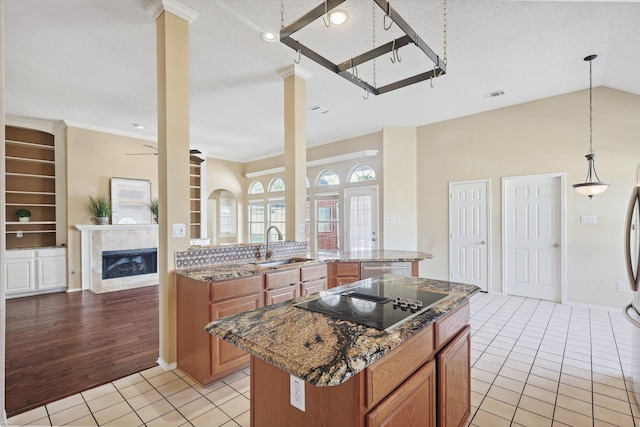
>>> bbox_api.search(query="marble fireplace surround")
[75,224,159,293]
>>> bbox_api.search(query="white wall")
[415,87,640,307]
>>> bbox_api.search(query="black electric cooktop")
[294,278,449,331]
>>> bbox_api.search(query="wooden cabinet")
[211,293,262,375]
[437,326,471,427]
[249,302,471,427]
[5,126,58,249]
[5,247,66,297]
[177,274,263,385]
[366,360,436,427]
[265,268,300,305]
[329,261,360,288]
[266,285,299,305]
[300,264,327,296]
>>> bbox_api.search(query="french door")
[344,186,379,252]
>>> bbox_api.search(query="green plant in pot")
[16,208,31,222]
[88,196,112,225]
[150,198,159,223]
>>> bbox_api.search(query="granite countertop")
[176,250,433,282]
[206,275,479,387]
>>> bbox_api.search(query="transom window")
[317,170,340,186]
[269,178,285,192]
[349,164,376,183]
[248,181,264,194]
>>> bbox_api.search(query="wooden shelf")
[5,126,58,249]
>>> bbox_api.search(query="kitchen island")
[206,274,479,427]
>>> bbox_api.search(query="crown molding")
[63,120,158,142]
[145,0,198,23]
[277,64,312,80]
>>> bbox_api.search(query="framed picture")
[110,177,152,224]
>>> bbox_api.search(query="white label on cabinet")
[290,374,305,412]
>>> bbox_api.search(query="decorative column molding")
[145,0,198,22]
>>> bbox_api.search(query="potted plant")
[150,198,159,223]
[16,209,31,222]
[88,196,112,225]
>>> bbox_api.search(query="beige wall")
[66,126,158,290]
[205,157,246,243]
[383,127,418,250]
[415,87,640,307]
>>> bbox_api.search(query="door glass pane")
[268,198,286,233]
[248,200,265,243]
[349,194,373,251]
[316,197,339,253]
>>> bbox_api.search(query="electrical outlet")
[290,374,305,412]
[16,231,23,238]
[618,282,626,292]
[172,223,186,238]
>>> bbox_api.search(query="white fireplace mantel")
[75,224,159,293]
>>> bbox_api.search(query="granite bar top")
[206,275,479,387]
[176,250,433,282]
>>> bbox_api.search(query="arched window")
[317,170,340,186]
[348,164,377,183]
[248,181,264,194]
[269,177,285,192]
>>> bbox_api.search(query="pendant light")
[572,54,609,199]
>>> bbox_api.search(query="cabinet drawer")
[365,325,434,409]
[434,303,469,349]
[266,285,299,305]
[211,275,263,301]
[301,278,327,297]
[301,264,327,282]
[336,262,359,277]
[265,268,299,290]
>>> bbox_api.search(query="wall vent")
[309,105,330,115]
[483,90,505,99]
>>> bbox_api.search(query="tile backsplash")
[175,241,307,269]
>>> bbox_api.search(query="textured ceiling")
[4,0,640,162]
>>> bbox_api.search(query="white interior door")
[503,174,563,301]
[449,180,489,292]
[345,186,379,252]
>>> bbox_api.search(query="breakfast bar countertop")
[175,249,433,282]
[205,274,479,387]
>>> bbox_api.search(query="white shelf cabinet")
[5,247,67,297]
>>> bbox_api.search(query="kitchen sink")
[251,257,314,267]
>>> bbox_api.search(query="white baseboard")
[157,358,177,371]
[1,409,7,427]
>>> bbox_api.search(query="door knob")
[553,243,560,248]
[371,238,377,242]
[480,240,486,245]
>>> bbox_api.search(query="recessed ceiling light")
[261,31,278,42]
[329,9,349,25]
[131,123,145,130]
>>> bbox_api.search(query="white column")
[146,0,198,369]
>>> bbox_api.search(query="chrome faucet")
[265,225,283,260]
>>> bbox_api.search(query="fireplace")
[102,248,157,280]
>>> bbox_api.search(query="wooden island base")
[249,303,471,427]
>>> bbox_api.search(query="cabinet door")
[437,326,471,427]
[5,258,35,294]
[366,359,436,427]
[266,285,299,305]
[36,255,67,289]
[301,278,327,297]
[211,293,262,376]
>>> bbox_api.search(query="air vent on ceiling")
[483,89,505,99]
[309,105,330,115]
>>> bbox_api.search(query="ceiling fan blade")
[143,144,158,151]
[190,149,201,154]
[190,154,204,164]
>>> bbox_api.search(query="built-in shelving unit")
[5,126,57,248]
[190,159,201,239]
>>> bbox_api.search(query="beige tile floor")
[7,292,639,426]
